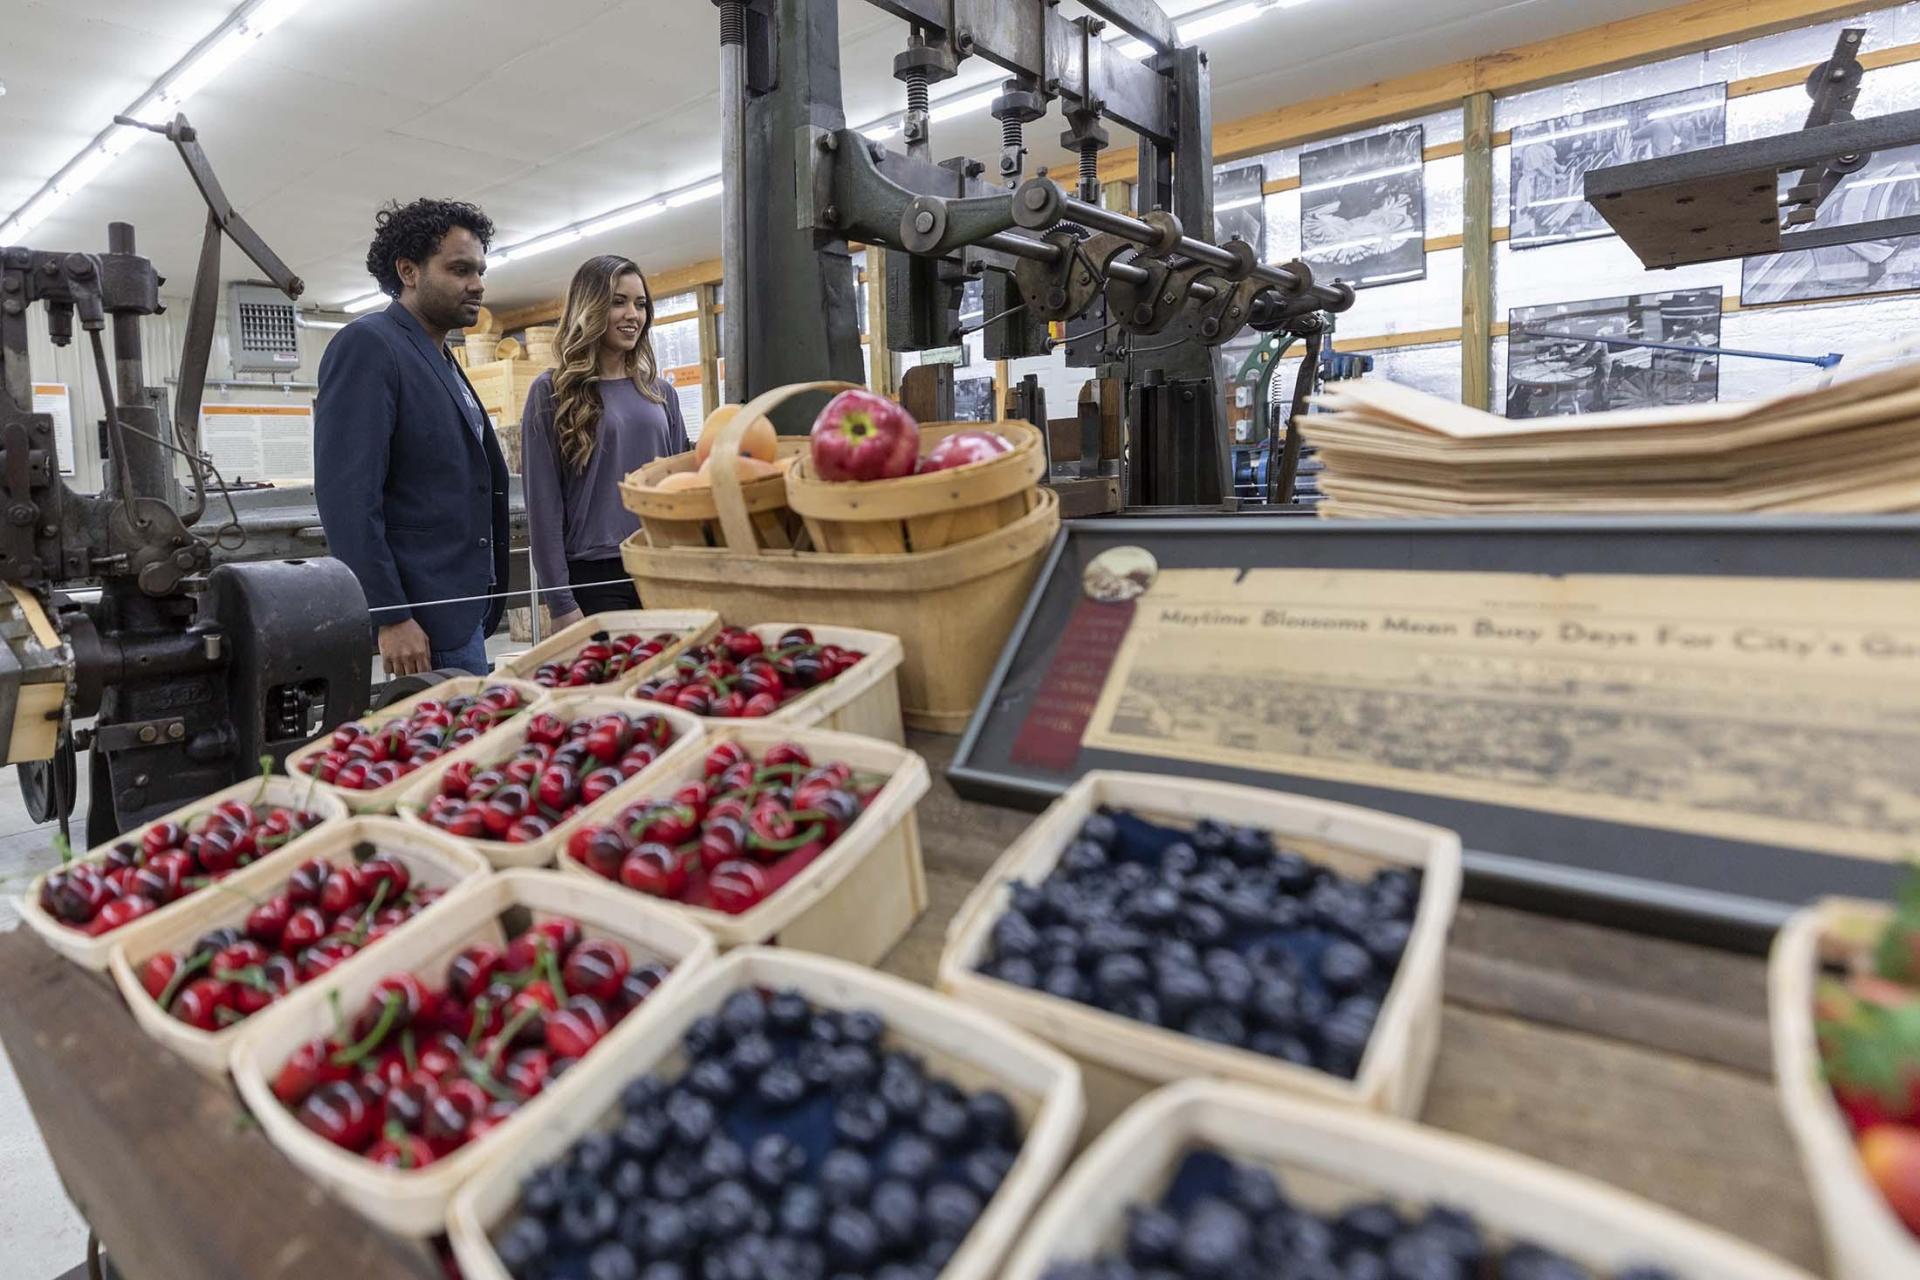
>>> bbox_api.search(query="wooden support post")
[1101,179,1133,215]
[1461,91,1495,411]
[696,281,721,415]
[866,256,896,396]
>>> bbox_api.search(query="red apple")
[809,389,919,482]
[920,429,1012,473]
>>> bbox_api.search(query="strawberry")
[1825,1001,1920,1133]
[1859,1124,1920,1234]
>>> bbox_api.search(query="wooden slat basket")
[17,774,350,972]
[623,381,1060,732]
[620,440,807,551]
[228,869,719,1237]
[939,771,1462,1138]
[629,621,905,743]
[785,417,1046,554]
[489,608,718,694]
[105,816,491,1078]
[392,695,706,869]
[554,722,930,965]
[447,947,1084,1280]
[1000,1080,1817,1280]
[1769,897,1920,1280]
[285,675,548,815]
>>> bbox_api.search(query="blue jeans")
[430,625,489,675]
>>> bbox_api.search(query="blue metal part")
[1514,327,1845,370]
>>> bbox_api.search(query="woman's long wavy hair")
[551,254,664,471]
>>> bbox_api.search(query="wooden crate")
[17,775,351,972]
[786,419,1046,554]
[1770,898,1920,1280]
[105,817,491,1078]
[629,621,906,743]
[228,869,719,1238]
[447,947,1084,1280]
[625,486,1057,734]
[284,675,547,816]
[392,695,706,869]
[938,771,1462,1137]
[489,607,718,694]
[555,723,930,964]
[1000,1080,1817,1280]
[464,358,547,426]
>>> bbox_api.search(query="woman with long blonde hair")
[520,254,688,627]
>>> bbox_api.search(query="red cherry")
[708,860,771,914]
[619,844,688,900]
[562,938,630,1003]
[742,692,780,718]
[366,1130,436,1170]
[139,951,181,1000]
[89,893,157,935]
[244,894,293,946]
[298,1080,377,1151]
[359,853,411,901]
[170,976,229,1030]
[285,859,330,906]
[763,741,812,769]
[281,905,330,952]
[544,996,612,1058]
[704,741,750,778]
[297,937,357,980]
[318,865,366,915]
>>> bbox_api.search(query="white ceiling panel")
[1,0,1716,314]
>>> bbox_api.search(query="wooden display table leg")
[0,929,440,1280]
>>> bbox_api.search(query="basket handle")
[708,380,864,552]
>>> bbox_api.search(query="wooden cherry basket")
[785,417,1046,554]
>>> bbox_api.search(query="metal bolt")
[1023,187,1050,210]
[817,132,838,152]
[824,204,840,223]
[137,725,157,744]
[1161,293,1174,304]
[168,722,185,741]
[957,29,974,51]
[40,524,54,536]
[134,773,150,787]
[913,210,936,234]
[1182,389,1194,401]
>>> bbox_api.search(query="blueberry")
[1319,941,1375,994]
[869,1178,921,1250]
[1310,883,1371,937]
[718,989,768,1037]
[1154,965,1211,1020]
[1105,989,1163,1026]
[1124,1204,1181,1264]
[1226,1161,1285,1217]
[1364,919,1412,967]
[796,1040,837,1087]
[1038,964,1085,1002]
[1229,825,1273,863]
[1500,1243,1591,1280]
[1343,1256,1389,1280]
[1177,1197,1251,1271]
[1259,1210,1335,1264]
[1298,985,1333,1027]
[640,1262,690,1280]
[521,1165,567,1217]
[1178,904,1229,945]
[834,1091,891,1147]
[820,1148,874,1206]
[779,1182,828,1236]
[808,1014,843,1045]
[686,1058,739,1101]
[1161,841,1200,877]
[619,1076,665,1115]
[495,1216,549,1273]
[640,1201,694,1257]
[1184,1006,1248,1046]
[824,1207,882,1271]
[703,1180,759,1236]
[1193,818,1230,855]
[825,1044,876,1092]
[991,911,1041,957]
[879,1062,928,1119]
[612,1158,648,1200]
[1084,921,1149,958]
[1386,1230,1467,1280]
[682,1014,726,1058]
[966,1089,1016,1144]
[1206,958,1256,1009]
[881,1132,940,1185]
[1272,851,1316,894]
[560,1185,619,1246]
[1337,1201,1403,1251]
[1220,888,1275,927]
[989,955,1040,988]
[1246,939,1302,981]
[1251,1030,1315,1065]
[757,1060,809,1108]
[960,1144,1015,1198]
[923,1181,984,1240]
[649,1153,701,1203]
[1095,952,1150,998]
[665,1092,718,1146]
[730,1030,778,1076]
[1062,839,1109,875]
[1127,885,1182,927]
[574,1131,618,1179]
[1009,881,1046,917]
[1080,812,1120,849]
[767,989,812,1033]
[1418,1206,1485,1264]
[919,1093,972,1149]
[1251,977,1301,1030]
[747,1133,805,1190]
[840,1008,886,1045]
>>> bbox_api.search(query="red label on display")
[1009,599,1136,772]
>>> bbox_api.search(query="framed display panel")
[1213,163,1268,262]
[1299,126,1427,289]
[1505,287,1723,419]
[1741,143,1920,305]
[1509,84,1727,250]
[948,516,1920,950]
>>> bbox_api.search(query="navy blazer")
[314,302,511,650]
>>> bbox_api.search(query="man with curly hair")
[315,198,511,676]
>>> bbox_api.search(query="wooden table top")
[0,729,1827,1278]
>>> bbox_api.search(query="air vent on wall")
[226,282,300,373]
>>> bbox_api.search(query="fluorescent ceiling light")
[1297,161,1423,195]
[344,293,386,313]
[666,180,724,208]
[579,202,666,236]
[2,0,314,242]
[509,227,584,261]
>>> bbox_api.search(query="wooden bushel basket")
[786,417,1046,554]
[619,441,806,551]
[622,381,1061,732]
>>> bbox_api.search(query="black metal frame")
[948,514,1920,952]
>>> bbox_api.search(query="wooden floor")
[0,730,1829,1278]
[885,731,1827,1275]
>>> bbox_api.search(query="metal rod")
[978,231,1062,263]
[106,223,145,409]
[718,4,748,402]
[1054,194,1344,302]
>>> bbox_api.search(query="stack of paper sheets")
[1301,356,1920,517]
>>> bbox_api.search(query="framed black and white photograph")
[1299,125,1426,289]
[1505,287,1723,419]
[1213,163,1267,261]
[953,376,995,423]
[1742,143,1920,304]
[1510,84,1726,249]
